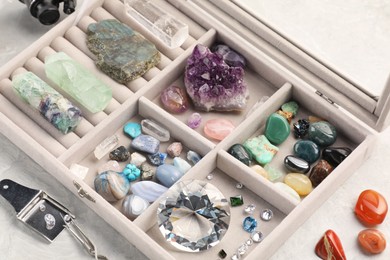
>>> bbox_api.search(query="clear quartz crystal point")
[124,0,189,48]
[141,119,170,142]
[94,135,119,160]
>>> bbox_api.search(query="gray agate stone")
[87,19,161,83]
[122,194,149,220]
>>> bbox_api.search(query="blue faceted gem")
[243,216,257,233]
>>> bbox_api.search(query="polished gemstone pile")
[157,180,230,252]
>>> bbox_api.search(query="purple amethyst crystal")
[213,44,246,68]
[184,44,249,112]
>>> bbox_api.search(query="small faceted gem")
[148,152,167,166]
[315,230,346,260]
[237,243,248,255]
[123,122,142,139]
[322,147,352,167]
[228,144,252,166]
[187,112,202,129]
[264,113,290,145]
[264,164,283,182]
[230,195,244,207]
[243,135,279,165]
[251,165,268,179]
[131,134,160,154]
[244,204,256,214]
[184,44,249,112]
[293,119,310,138]
[294,140,320,163]
[243,216,257,233]
[166,142,183,157]
[281,101,299,117]
[98,160,121,174]
[284,155,310,173]
[94,170,130,202]
[122,194,149,220]
[141,119,170,142]
[284,173,313,196]
[94,135,119,160]
[187,150,202,164]
[274,182,301,202]
[212,44,246,68]
[206,174,214,180]
[358,229,386,254]
[308,121,337,147]
[109,146,130,162]
[160,85,190,114]
[355,189,388,226]
[218,249,227,259]
[140,164,154,180]
[173,157,192,174]
[122,164,141,182]
[204,119,235,141]
[309,160,334,187]
[131,181,168,202]
[130,152,147,167]
[45,52,112,113]
[260,209,273,221]
[231,254,240,260]
[87,19,160,83]
[156,164,184,187]
[236,183,244,189]
[251,231,264,243]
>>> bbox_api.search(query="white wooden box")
[0,0,387,259]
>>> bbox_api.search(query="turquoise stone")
[45,52,112,113]
[281,101,299,117]
[308,121,337,147]
[131,134,160,154]
[156,164,184,188]
[243,135,279,165]
[243,216,257,232]
[123,122,142,138]
[294,140,320,163]
[228,144,252,166]
[264,113,290,145]
[94,170,130,202]
[122,164,141,182]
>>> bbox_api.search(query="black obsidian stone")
[322,147,352,167]
[228,144,252,166]
[284,155,310,173]
[109,145,130,162]
[293,119,310,138]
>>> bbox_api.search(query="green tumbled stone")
[265,113,290,145]
[264,164,284,182]
[281,101,299,117]
[308,121,337,147]
[228,144,252,166]
[294,140,320,163]
[87,19,161,84]
[230,195,244,207]
[243,135,279,165]
[45,52,112,113]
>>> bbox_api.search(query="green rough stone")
[264,164,284,182]
[230,195,244,207]
[265,113,290,145]
[228,143,252,166]
[87,19,161,84]
[281,101,299,117]
[308,121,337,147]
[243,135,279,165]
[45,52,112,113]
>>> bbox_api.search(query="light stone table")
[1,1,390,259]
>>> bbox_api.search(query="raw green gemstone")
[45,52,112,113]
[308,121,337,147]
[265,113,290,145]
[230,195,244,207]
[243,135,279,165]
[281,101,299,117]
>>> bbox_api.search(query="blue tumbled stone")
[294,140,320,163]
[156,164,184,188]
[124,122,142,138]
[131,134,160,154]
[148,152,167,166]
[243,216,257,233]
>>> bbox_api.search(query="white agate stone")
[173,157,191,174]
[274,182,301,202]
[131,181,168,202]
[130,152,147,167]
[122,194,150,220]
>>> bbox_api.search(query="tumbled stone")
[167,142,183,157]
[122,164,141,182]
[264,164,284,182]
[141,119,170,142]
[94,135,119,160]
[251,165,268,179]
[131,134,160,154]
[156,164,184,187]
[308,121,337,147]
[173,157,192,174]
[123,122,142,139]
[284,155,310,173]
[274,182,301,202]
[309,160,333,187]
[281,101,299,117]
[358,229,386,254]
[187,150,202,165]
[131,181,168,202]
[228,144,252,166]
[355,189,388,226]
[204,119,235,141]
[122,194,150,220]
[98,160,121,174]
[294,140,320,163]
[293,119,310,138]
[130,152,147,167]
[243,135,279,165]
[187,112,202,129]
[264,113,290,145]
[315,230,346,260]
[87,19,160,83]
[212,44,246,68]
[94,170,130,202]
[322,147,352,167]
[160,85,190,114]
[184,44,249,112]
[284,173,312,196]
[109,145,130,162]
[140,164,154,180]
[148,152,167,166]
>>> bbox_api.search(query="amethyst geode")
[184,44,249,112]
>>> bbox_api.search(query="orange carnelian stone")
[358,229,386,254]
[355,189,388,226]
[315,229,346,260]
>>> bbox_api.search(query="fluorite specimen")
[12,72,82,134]
[160,85,190,114]
[184,44,249,112]
[45,52,112,113]
[358,229,386,254]
[355,189,388,225]
[87,19,161,83]
[315,230,346,260]
[157,180,230,252]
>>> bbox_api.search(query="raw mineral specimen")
[212,44,246,68]
[160,85,190,114]
[87,19,161,83]
[45,52,112,113]
[184,44,249,112]
[12,72,82,134]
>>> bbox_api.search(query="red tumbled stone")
[358,228,386,254]
[355,189,388,226]
[315,230,346,260]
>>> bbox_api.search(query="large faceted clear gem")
[157,179,230,252]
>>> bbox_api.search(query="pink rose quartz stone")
[204,119,235,141]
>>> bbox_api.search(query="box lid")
[169,0,390,131]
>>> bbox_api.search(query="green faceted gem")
[230,195,244,207]
[45,52,112,113]
[243,135,279,165]
[281,101,299,117]
[265,113,290,145]
[218,249,227,259]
